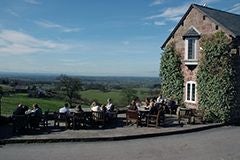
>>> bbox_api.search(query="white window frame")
[185,81,197,103]
[185,38,198,61]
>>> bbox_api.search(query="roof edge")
[161,4,195,49]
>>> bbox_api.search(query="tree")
[197,32,237,123]
[121,88,137,105]
[160,43,184,103]
[58,75,82,107]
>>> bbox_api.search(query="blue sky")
[0,0,239,77]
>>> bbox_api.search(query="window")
[186,81,196,103]
[185,38,197,60]
[203,15,206,20]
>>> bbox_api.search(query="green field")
[1,93,65,115]
[1,88,153,115]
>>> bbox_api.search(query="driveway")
[0,126,240,160]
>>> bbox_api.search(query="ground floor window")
[186,81,196,103]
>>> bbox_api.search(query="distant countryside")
[0,72,160,115]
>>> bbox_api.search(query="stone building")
[161,4,240,109]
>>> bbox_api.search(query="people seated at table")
[128,99,138,110]
[91,101,101,111]
[12,104,26,115]
[59,103,70,114]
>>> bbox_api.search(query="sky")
[0,0,239,77]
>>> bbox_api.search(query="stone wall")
[165,7,233,109]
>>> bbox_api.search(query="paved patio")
[0,114,223,143]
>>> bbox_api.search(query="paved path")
[0,114,222,143]
[1,126,240,160]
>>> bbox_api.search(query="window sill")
[184,59,198,66]
[185,100,197,104]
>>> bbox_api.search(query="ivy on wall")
[197,32,237,123]
[160,43,184,104]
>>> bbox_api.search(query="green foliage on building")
[160,43,184,104]
[197,32,238,123]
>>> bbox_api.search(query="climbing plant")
[197,32,237,123]
[160,43,184,104]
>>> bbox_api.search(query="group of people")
[90,98,114,112]
[127,95,178,115]
[12,103,43,129]
[127,95,166,114]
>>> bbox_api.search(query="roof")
[161,4,240,49]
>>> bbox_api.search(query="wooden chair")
[147,109,165,127]
[54,112,69,129]
[72,112,85,129]
[191,109,205,124]
[176,107,192,124]
[12,115,28,133]
[126,109,140,127]
[92,111,105,128]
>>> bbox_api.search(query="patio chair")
[126,109,141,127]
[92,111,105,128]
[147,109,165,127]
[12,115,28,133]
[54,112,70,129]
[191,109,205,124]
[72,112,85,129]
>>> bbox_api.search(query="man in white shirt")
[90,101,101,111]
[105,98,114,111]
[59,103,70,113]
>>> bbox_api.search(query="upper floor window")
[186,81,196,103]
[185,38,197,60]
[183,27,200,66]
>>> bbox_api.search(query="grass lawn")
[1,88,153,115]
[1,93,65,115]
[80,89,123,106]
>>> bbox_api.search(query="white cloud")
[35,20,81,33]
[198,0,220,5]
[154,21,166,26]
[24,0,41,5]
[0,29,73,55]
[228,3,240,14]
[150,0,164,6]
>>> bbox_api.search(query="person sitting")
[142,98,150,108]
[90,101,101,111]
[29,103,42,129]
[12,104,25,115]
[105,98,114,112]
[73,104,83,113]
[156,95,164,103]
[135,97,141,109]
[59,103,70,114]
[128,100,138,110]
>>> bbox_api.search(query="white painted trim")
[184,38,198,61]
[189,26,201,35]
[185,81,197,103]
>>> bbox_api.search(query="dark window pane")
[192,84,195,101]
[188,39,195,59]
[187,83,191,100]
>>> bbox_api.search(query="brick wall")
[165,7,232,109]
